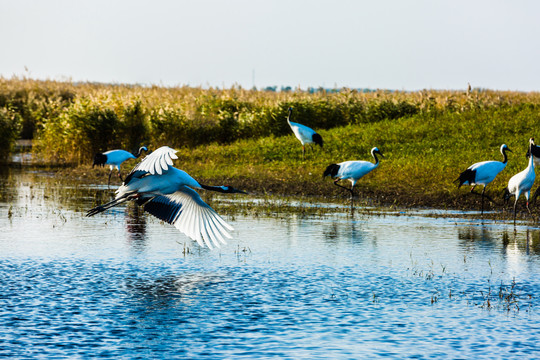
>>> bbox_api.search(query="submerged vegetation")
[2,77,540,209]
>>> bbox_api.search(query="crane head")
[526,139,540,159]
[372,147,385,158]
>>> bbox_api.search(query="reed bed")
[2,77,540,209]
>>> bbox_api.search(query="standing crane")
[286,107,323,159]
[93,146,148,186]
[87,146,247,249]
[505,138,536,225]
[323,147,384,201]
[526,141,540,204]
[455,144,512,215]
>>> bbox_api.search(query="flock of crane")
[456,138,539,224]
[87,107,539,249]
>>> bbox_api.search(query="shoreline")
[3,160,536,223]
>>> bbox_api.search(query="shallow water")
[1,168,540,358]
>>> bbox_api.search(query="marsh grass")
[0,107,22,162]
[407,258,534,313]
[3,78,540,209]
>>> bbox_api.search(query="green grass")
[172,106,540,209]
[3,78,540,210]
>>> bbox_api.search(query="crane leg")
[108,170,113,188]
[118,171,124,183]
[513,199,518,226]
[470,189,499,206]
[481,187,486,216]
[349,187,355,200]
[86,195,132,217]
[333,179,354,199]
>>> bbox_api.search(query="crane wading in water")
[455,144,512,215]
[286,107,323,159]
[93,146,148,186]
[87,146,247,249]
[323,147,384,202]
[505,138,536,225]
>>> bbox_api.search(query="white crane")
[286,107,323,159]
[93,146,148,186]
[505,138,536,225]
[455,144,512,215]
[323,147,384,199]
[526,140,540,203]
[87,146,247,249]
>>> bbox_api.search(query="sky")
[1,0,540,91]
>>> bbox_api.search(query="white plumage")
[455,144,511,214]
[286,107,323,159]
[87,146,246,249]
[505,138,536,224]
[323,147,384,199]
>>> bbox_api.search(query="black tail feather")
[323,164,340,178]
[527,144,540,159]
[312,133,323,147]
[503,187,511,202]
[455,168,476,188]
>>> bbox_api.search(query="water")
[1,168,540,358]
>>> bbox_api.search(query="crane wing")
[131,146,178,175]
[143,186,233,249]
[289,121,316,135]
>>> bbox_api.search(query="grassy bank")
[56,106,540,211]
[170,106,540,210]
[2,78,540,210]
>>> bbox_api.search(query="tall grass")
[0,106,22,162]
[3,77,540,209]
[3,77,540,165]
[171,105,540,209]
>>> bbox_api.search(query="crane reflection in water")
[125,203,147,252]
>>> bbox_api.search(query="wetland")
[1,167,540,358]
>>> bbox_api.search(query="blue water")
[1,169,540,358]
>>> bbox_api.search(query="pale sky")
[1,0,539,91]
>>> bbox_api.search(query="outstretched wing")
[123,146,178,184]
[143,186,234,249]
[131,146,178,175]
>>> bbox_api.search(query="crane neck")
[528,141,535,170]
[200,184,246,194]
[136,146,148,158]
[501,148,508,164]
[286,108,293,126]
[372,152,380,166]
